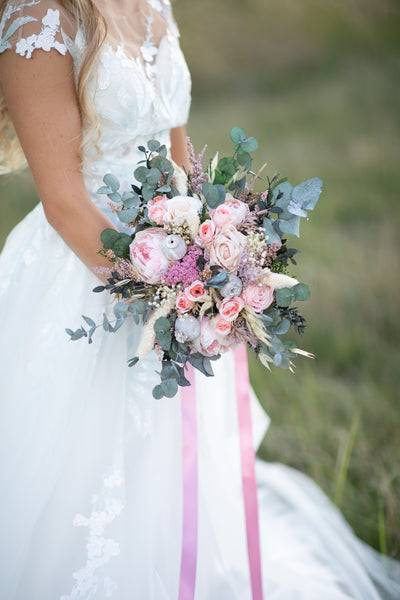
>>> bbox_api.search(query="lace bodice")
[0,0,191,202]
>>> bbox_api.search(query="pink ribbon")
[234,344,264,599]
[178,364,198,600]
[178,347,263,599]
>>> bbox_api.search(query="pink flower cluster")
[163,246,202,288]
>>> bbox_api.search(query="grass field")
[1,0,399,557]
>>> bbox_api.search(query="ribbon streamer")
[178,364,198,600]
[235,344,264,599]
[178,348,263,599]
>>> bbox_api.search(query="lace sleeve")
[0,0,77,59]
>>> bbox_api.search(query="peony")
[224,194,249,226]
[209,225,246,274]
[186,280,207,302]
[191,316,232,357]
[129,227,169,284]
[197,220,215,246]
[176,292,195,313]
[212,204,234,228]
[147,195,168,225]
[242,284,274,313]
[219,296,245,322]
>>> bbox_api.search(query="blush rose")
[242,284,274,313]
[219,296,245,322]
[209,225,246,274]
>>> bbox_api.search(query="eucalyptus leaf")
[113,302,128,319]
[157,331,172,351]
[147,139,160,152]
[103,173,120,192]
[205,269,229,289]
[113,317,125,332]
[277,215,300,237]
[161,362,178,380]
[82,315,96,328]
[230,126,246,144]
[273,319,291,335]
[262,218,281,245]
[101,228,120,248]
[202,182,226,209]
[161,378,178,398]
[292,177,322,211]
[272,181,293,219]
[88,326,96,345]
[128,299,147,314]
[151,156,172,172]
[275,287,293,308]
[142,184,155,202]
[103,313,114,332]
[70,328,87,341]
[240,137,258,153]
[107,192,121,203]
[113,238,131,257]
[147,167,162,185]
[154,316,171,333]
[237,150,252,171]
[134,166,149,183]
[293,283,311,301]
[128,356,139,367]
[97,185,113,195]
[152,384,164,400]
[118,207,139,223]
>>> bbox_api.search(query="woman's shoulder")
[0,0,78,60]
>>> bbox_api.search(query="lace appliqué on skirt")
[60,470,124,600]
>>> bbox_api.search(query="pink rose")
[219,296,245,322]
[214,314,232,336]
[212,204,234,228]
[197,220,215,246]
[129,227,169,284]
[242,284,274,313]
[191,316,231,357]
[176,292,195,313]
[148,197,168,225]
[224,195,249,226]
[209,225,246,274]
[186,280,207,302]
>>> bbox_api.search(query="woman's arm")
[170,125,191,173]
[0,48,117,284]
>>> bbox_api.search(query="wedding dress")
[0,1,399,599]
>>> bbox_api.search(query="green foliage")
[202,182,226,208]
[275,284,311,308]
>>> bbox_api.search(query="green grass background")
[0,0,399,557]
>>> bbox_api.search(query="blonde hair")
[0,0,107,173]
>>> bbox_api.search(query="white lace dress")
[0,1,399,599]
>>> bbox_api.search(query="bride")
[0,1,399,598]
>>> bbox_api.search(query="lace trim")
[60,469,124,600]
[0,3,67,59]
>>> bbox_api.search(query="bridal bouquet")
[67,127,322,399]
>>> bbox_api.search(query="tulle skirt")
[1,203,399,599]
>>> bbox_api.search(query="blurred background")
[1,0,399,557]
